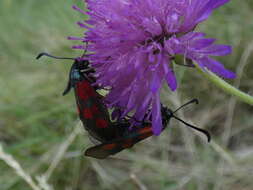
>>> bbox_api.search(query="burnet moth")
[85,99,211,159]
[36,53,211,159]
[36,53,122,143]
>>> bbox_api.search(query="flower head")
[71,0,235,135]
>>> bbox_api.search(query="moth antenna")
[36,52,75,60]
[173,99,198,113]
[172,115,211,142]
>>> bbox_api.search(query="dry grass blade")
[36,176,53,190]
[43,121,82,181]
[168,94,237,165]
[0,144,41,190]
[130,173,148,190]
[90,161,115,184]
[169,93,197,156]
[209,141,237,166]
[223,41,253,145]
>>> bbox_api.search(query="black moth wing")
[74,79,127,143]
[84,124,154,159]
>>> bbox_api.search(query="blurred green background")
[1,0,253,189]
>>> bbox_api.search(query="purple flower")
[71,0,236,135]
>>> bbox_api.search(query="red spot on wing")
[96,119,108,128]
[79,80,90,89]
[91,105,99,115]
[79,80,96,97]
[103,143,116,150]
[122,139,133,148]
[76,80,97,99]
[86,86,96,97]
[83,108,93,119]
[138,126,152,134]
[76,82,89,100]
[138,133,152,140]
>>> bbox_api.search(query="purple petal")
[182,0,230,31]
[150,71,161,93]
[72,45,86,49]
[191,38,216,49]
[142,17,162,36]
[179,32,206,41]
[166,71,177,91]
[152,93,162,136]
[67,36,84,41]
[163,61,177,91]
[196,0,230,23]
[198,57,236,79]
[76,21,91,30]
[72,5,86,15]
[199,45,232,56]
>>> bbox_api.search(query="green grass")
[1,0,253,189]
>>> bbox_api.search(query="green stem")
[193,62,253,106]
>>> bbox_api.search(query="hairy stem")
[193,62,253,106]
